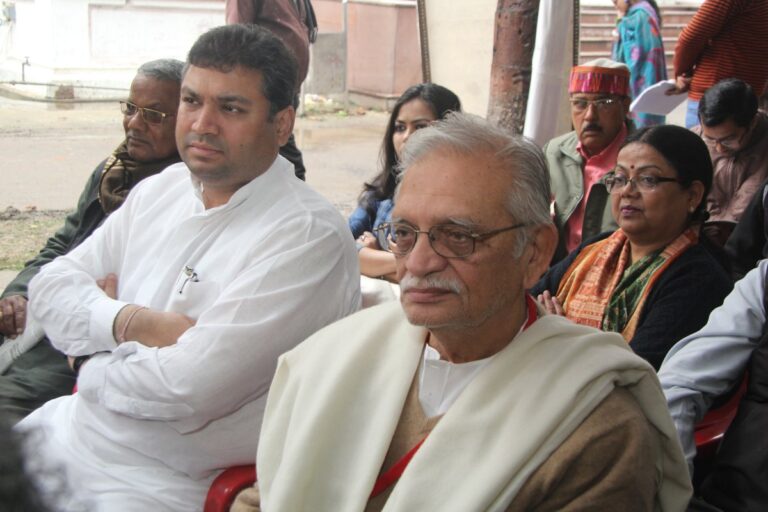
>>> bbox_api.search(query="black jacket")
[531,232,733,370]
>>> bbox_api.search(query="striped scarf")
[97,141,180,214]
[556,228,698,341]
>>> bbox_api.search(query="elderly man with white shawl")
[234,113,692,512]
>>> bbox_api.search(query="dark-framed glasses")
[569,97,619,113]
[120,101,173,125]
[385,222,528,258]
[605,173,680,193]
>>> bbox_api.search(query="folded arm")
[659,261,767,468]
[358,245,397,282]
[73,218,358,431]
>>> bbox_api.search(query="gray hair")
[137,58,184,84]
[396,112,552,257]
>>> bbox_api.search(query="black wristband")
[72,355,91,376]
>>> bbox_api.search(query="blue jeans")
[685,99,700,129]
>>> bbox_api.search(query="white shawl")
[258,302,691,511]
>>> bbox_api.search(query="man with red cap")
[544,58,632,261]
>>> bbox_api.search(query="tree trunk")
[487,0,540,134]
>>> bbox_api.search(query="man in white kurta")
[17,25,360,511]
[242,113,692,511]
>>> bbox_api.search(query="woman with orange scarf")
[533,125,732,369]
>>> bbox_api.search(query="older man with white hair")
[233,112,692,511]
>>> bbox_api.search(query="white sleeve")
[659,259,767,470]
[27,192,135,356]
[75,216,359,433]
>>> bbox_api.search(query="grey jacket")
[543,130,618,261]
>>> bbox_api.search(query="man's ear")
[274,105,296,147]
[522,223,558,289]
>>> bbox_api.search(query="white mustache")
[399,274,463,294]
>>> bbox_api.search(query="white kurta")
[19,157,361,511]
[258,302,692,512]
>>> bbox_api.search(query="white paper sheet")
[630,79,687,115]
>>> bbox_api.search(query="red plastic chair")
[693,376,747,462]
[204,465,256,512]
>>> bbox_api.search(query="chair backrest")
[693,375,747,461]
[203,465,256,512]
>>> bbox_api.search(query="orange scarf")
[556,229,698,341]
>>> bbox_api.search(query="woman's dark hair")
[357,83,461,216]
[643,0,662,27]
[698,78,758,128]
[622,124,712,222]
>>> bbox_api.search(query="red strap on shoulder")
[370,437,426,498]
[524,294,538,330]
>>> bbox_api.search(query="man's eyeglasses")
[120,101,173,125]
[381,222,528,258]
[701,131,747,151]
[605,173,680,193]
[569,97,619,113]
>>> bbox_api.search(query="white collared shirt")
[24,156,361,481]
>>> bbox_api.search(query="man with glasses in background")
[0,59,183,426]
[16,24,359,511]
[544,58,632,262]
[695,78,768,246]
[233,113,692,511]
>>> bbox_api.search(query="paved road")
[0,95,387,289]
[0,96,385,212]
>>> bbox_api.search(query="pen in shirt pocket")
[178,265,199,294]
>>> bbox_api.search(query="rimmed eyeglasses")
[376,222,528,258]
[701,130,749,151]
[120,101,174,125]
[604,173,681,193]
[569,97,619,113]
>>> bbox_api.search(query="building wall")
[0,0,412,100]
[346,0,420,98]
[0,0,223,91]
[0,0,703,101]
[423,0,496,115]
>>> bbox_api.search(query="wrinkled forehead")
[129,75,180,111]
[394,149,513,226]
